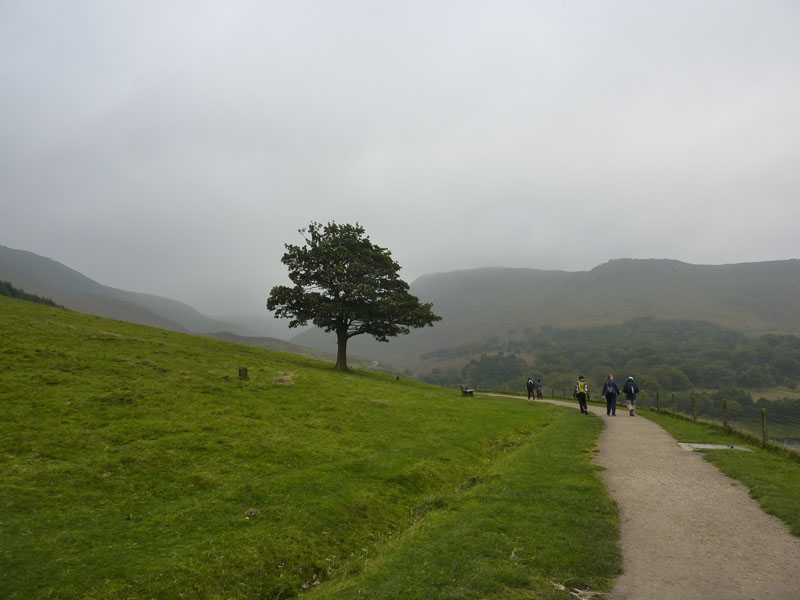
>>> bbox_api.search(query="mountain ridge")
[291,258,800,373]
[6,243,799,376]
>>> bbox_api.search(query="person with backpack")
[574,375,590,414]
[602,374,620,416]
[622,376,640,416]
[526,377,535,400]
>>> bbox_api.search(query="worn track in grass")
[490,395,800,599]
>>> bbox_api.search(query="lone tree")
[267,221,441,371]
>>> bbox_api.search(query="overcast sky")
[2,0,799,323]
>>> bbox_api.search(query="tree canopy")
[421,317,800,395]
[267,222,441,371]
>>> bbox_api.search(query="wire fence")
[637,390,800,451]
[540,386,800,452]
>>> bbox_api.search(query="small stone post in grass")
[762,408,768,446]
[238,366,249,380]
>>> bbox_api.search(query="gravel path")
[593,404,800,599]
[491,394,800,599]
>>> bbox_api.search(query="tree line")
[0,281,63,308]
[419,317,800,395]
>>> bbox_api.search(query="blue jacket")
[602,380,619,397]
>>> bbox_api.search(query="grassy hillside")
[0,244,254,336]
[205,330,340,364]
[0,244,190,332]
[0,297,620,599]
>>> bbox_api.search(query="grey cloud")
[1,1,799,325]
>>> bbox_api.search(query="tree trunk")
[334,328,349,371]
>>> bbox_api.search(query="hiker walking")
[602,374,620,416]
[526,377,535,400]
[536,378,543,400]
[574,375,590,414]
[623,376,640,416]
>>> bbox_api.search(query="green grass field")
[0,297,620,599]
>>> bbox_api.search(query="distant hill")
[0,244,324,359]
[291,258,800,373]
[0,244,251,334]
[0,279,63,307]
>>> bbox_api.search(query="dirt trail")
[492,394,800,599]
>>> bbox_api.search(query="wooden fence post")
[692,394,697,422]
[642,389,647,410]
[656,390,661,412]
[762,408,768,446]
[563,386,567,399]
[722,398,728,430]
[672,393,676,414]
[238,366,248,380]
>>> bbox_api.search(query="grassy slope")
[0,297,619,599]
[306,413,618,600]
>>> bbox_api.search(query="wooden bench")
[460,385,474,397]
